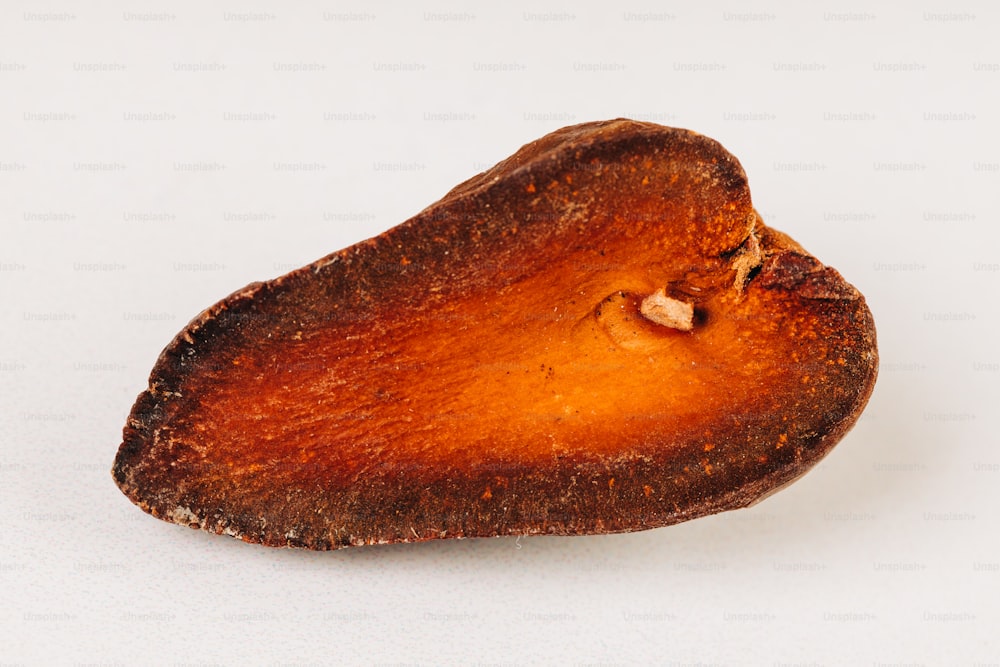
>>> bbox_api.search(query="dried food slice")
[112,119,878,549]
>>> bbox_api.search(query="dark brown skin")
[112,119,878,549]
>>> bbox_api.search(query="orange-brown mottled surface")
[112,119,878,549]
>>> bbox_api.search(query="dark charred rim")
[111,119,878,551]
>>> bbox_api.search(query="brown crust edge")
[112,120,878,550]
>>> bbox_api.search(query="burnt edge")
[112,119,878,549]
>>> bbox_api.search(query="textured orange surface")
[113,120,877,549]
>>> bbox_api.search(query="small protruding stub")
[731,229,763,291]
[640,289,694,331]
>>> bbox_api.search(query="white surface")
[2,1,998,665]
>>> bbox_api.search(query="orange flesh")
[165,221,824,485]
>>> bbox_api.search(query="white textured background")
[2,1,998,665]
